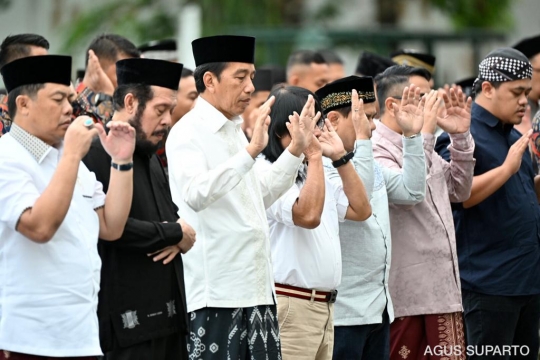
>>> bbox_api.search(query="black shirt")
[83,140,188,351]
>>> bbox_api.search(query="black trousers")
[104,332,188,360]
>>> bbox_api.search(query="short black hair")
[86,34,140,67]
[181,67,194,78]
[374,65,431,115]
[7,83,45,119]
[113,83,153,116]
[318,49,344,65]
[0,34,49,68]
[193,62,228,93]
[262,85,323,167]
[286,50,327,75]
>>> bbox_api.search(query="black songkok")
[513,35,540,59]
[116,58,183,90]
[355,52,395,77]
[315,75,375,114]
[391,49,436,74]
[1,55,71,93]
[473,48,532,91]
[192,35,255,66]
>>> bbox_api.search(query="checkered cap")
[473,56,532,91]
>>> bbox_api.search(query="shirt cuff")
[354,139,373,158]
[274,148,305,175]
[161,222,184,246]
[421,133,435,153]
[449,130,474,150]
[402,135,424,154]
[232,148,257,176]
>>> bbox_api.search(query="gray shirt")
[324,136,426,326]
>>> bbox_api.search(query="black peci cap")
[192,35,255,67]
[116,58,183,90]
[1,55,72,93]
[315,75,376,114]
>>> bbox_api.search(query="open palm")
[98,121,136,162]
[437,87,473,134]
[394,84,424,136]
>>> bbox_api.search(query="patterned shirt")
[0,94,10,137]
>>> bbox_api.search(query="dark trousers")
[104,332,188,360]
[462,289,540,360]
[333,310,390,360]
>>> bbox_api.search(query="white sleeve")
[265,183,301,227]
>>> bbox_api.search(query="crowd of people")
[0,29,539,360]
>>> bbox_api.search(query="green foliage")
[426,0,513,29]
[60,0,176,53]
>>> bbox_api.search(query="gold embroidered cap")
[391,49,436,75]
[315,75,376,114]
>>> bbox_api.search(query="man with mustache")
[452,48,540,360]
[83,58,196,360]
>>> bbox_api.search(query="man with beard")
[83,58,196,360]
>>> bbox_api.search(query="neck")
[111,111,130,122]
[13,118,60,147]
[379,114,402,134]
[200,93,235,120]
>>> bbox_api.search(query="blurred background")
[0,0,539,87]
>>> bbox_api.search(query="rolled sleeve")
[266,185,301,227]
[449,130,475,160]
[92,178,106,210]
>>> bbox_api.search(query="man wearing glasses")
[372,65,475,359]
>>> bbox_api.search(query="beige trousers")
[276,294,334,360]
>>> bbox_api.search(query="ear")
[15,94,31,117]
[124,93,138,115]
[327,111,340,130]
[481,81,495,99]
[288,74,299,86]
[384,97,397,117]
[203,71,217,93]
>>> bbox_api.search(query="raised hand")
[64,116,100,160]
[504,129,533,175]
[437,87,473,134]
[247,96,275,158]
[303,134,323,161]
[351,89,371,140]
[287,94,322,157]
[318,119,347,161]
[421,90,442,135]
[394,84,424,137]
[83,50,114,95]
[97,120,136,163]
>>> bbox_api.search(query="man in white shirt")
[166,35,314,360]
[257,85,372,360]
[0,55,135,359]
[315,76,427,360]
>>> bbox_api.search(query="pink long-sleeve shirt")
[372,121,475,317]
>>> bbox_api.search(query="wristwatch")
[404,133,421,139]
[111,161,133,171]
[332,151,355,168]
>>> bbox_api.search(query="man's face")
[242,90,270,138]
[212,62,255,118]
[102,52,132,89]
[294,63,331,93]
[529,54,540,102]
[490,79,531,125]
[172,75,198,125]
[129,86,177,153]
[24,83,75,146]
[335,102,378,152]
[328,63,345,82]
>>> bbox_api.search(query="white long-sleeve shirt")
[166,97,303,312]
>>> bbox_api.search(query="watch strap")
[332,151,355,168]
[111,161,133,171]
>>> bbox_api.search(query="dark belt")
[275,283,338,303]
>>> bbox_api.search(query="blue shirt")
[453,103,540,296]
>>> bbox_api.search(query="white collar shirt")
[0,124,105,356]
[256,158,348,291]
[166,97,303,312]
